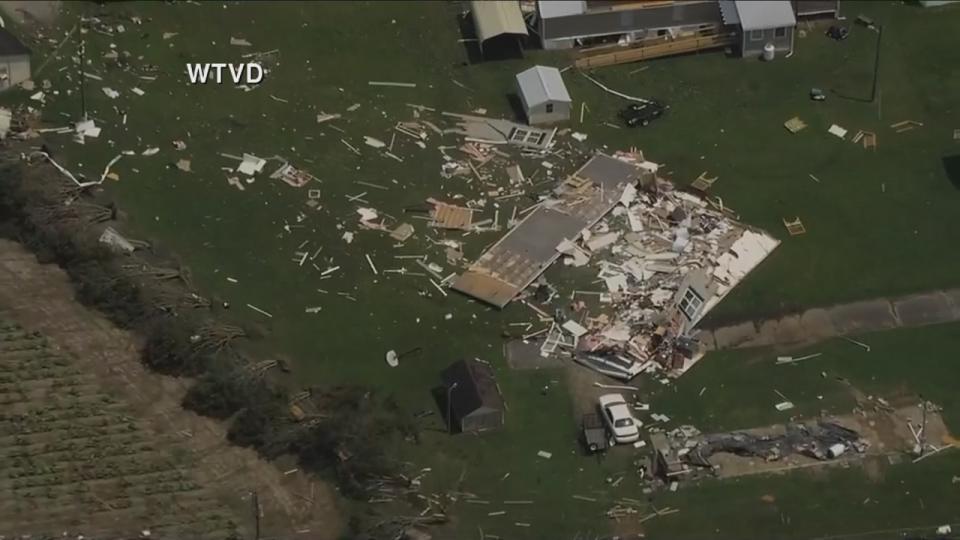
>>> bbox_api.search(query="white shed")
[0,28,30,91]
[515,65,571,126]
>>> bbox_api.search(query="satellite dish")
[385,350,399,367]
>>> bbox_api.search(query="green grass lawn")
[11,0,960,538]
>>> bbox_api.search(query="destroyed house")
[0,28,30,91]
[441,359,504,433]
[453,153,643,307]
[537,0,837,58]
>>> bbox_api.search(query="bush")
[143,316,209,376]
[291,387,402,497]
[183,367,275,419]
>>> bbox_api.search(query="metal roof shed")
[470,0,529,54]
[441,359,504,434]
[516,65,571,125]
[734,0,796,31]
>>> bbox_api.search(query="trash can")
[763,43,776,61]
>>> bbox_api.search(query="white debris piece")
[131,87,145,96]
[571,132,588,142]
[141,147,160,156]
[357,207,378,222]
[342,231,354,244]
[536,450,552,459]
[587,232,620,252]
[603,273,628,293]
[828,124,848,139]
[561,320,589,338]
[0,108,9,139]
[99,227,136,254]
[385,350,399,367]
[316,113,341,124]
[775,401,795,411]
[363,136,386,148]
[237,153,266,175]
[75,119,101,139]
[230,37,252,47]
[102,87,120,99]
[619,184,637,206]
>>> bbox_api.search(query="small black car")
[619,101,668,127]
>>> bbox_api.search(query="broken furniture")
[427,199,474,230]
[851,130,877,150]
[783,217,807,236]
[890,120,923,133]
[270,163,317,188]
[784,116,807,133]
[689,171,718,192]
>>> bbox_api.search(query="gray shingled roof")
[734,0,796,31]
[516,65,571,108]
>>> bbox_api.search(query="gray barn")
[720,0,796,58]
[515,65,571,125]
[441,359,504,434]
[0,28,30,91]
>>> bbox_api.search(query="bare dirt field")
[0,239,341,538]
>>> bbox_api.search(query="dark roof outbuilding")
[0,28,30,56]
[441,359,504,417]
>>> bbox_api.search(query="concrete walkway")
[699,289,960,350]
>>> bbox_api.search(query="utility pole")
[252,489,261,540]
[447,382,459,434]
[870,25,883,104]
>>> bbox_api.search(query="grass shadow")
[944,155,960,190]
[430,385,461,435]
[506,93,526,123]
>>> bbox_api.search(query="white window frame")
[678,287,705,321]
[750,29,764,41]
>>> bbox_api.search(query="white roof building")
[516,65,571,108]
[733,0,796,31]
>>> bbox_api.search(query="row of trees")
[0,158,414,504]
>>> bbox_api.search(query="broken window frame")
[509,127,547,146]
[678,287,705,321]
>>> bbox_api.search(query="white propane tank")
[763,43,776,61]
